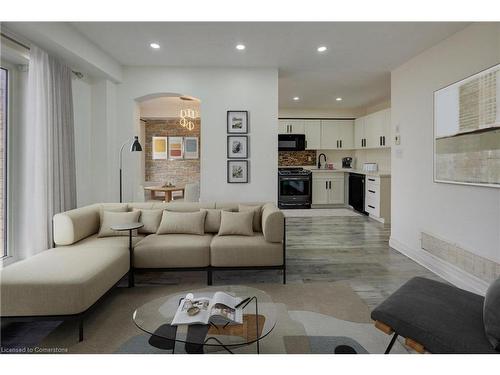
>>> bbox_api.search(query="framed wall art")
[227,160,248,183]
[168,136,184,160]
[184,136,199,159]
[434,63,500,188]
[227,110,248,134]
[152,136,168,160]
[227,135,248,159]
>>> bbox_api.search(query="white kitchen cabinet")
[312,172,345,205]
[278,119,304,134]
[364,175,391,223]
[312,176,330,204]
[304,120,321,150]
[354,108,391,149]
[354,117,365,149]
[320,120,354,150]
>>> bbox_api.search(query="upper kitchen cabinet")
[320,120,354,149]
[354,108,391,149]
[304,120,321,150]
[278,119,305,134]
[354,117,365,148]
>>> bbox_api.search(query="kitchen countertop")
[278,165,391,177]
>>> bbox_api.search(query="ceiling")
[72,22,469,110]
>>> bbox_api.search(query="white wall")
[391,23,500,273]
[113,67,278,203]
[72,78,93,206]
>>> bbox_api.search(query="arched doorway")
[135,93,201,202]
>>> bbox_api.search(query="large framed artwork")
[184,136,199,159]
[434,63,500,188]
[168,136,184,160]
[227,160,248,183]
[227,135,248,159]
[152,136,168,160]
[227,110,248,134]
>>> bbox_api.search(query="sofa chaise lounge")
[0,201,285,341]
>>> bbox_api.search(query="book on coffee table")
[171,291,243,326]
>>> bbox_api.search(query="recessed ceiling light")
[336,97,343,101]
[150,42,160,49]
[236,44,246,50]
[317,46,327,52]
[293,97,300,101]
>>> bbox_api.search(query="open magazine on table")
[171,291,244,326]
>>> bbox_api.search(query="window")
[0,67,7,258]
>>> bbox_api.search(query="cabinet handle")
[383,136,386,146]
[325,181,328,189]
[305,140,308,148]
[368,190,375,193]
[336,140,339,148]
[340,140,342,148]
[368,178,375,182]
[380,136,382,146]
[329,181,331,189]
[290,125,293,133]
[368,205,375,209]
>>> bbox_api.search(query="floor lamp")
[120,136,143,203]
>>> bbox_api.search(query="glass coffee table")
[132,285,277,354]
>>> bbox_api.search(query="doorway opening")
[138,94,201,202]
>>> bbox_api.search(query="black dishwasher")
[349,173,366,214]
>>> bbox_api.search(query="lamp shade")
[130,136,142,152]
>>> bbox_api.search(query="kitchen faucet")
[318,153,327,169]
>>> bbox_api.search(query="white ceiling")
[72,22,469,110]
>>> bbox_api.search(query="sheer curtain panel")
[17,46,76,258]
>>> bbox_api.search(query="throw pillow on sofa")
[218,211,254,236]
[238,204,263,232]
[157,210,207,235]
[97,210,141,238]
[133,208,163,234]
[484,277,500,351]
[99,204,128,224]
[200,208,223,233]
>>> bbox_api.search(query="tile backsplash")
[278,150,317,166]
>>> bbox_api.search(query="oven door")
[278,134,306,151]
[278,176,311,206]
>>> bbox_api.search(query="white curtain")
[17,46,76,259]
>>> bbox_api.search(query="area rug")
[282,209,361,218]
[39,282,407,354]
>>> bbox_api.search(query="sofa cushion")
[134,234,212,268]
[371,277,496,354]
[134,208,163,234]
[97,210,141,238]
[218,211,254,236]
[98,203,129,223]
[0,243,130,316]
[484,277,500,351]
[238,204,263,232]
[210,233,283,267]
[200,209,223,233]
[157,210,206,235]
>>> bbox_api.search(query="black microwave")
[278,134,306,151]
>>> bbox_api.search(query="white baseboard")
[389,237,489,296]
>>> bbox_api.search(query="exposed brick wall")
[278,150,317,166]
[144,118,200,187]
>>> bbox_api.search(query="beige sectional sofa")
[0,201,284,341]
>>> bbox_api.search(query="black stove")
[278,168,312,209]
